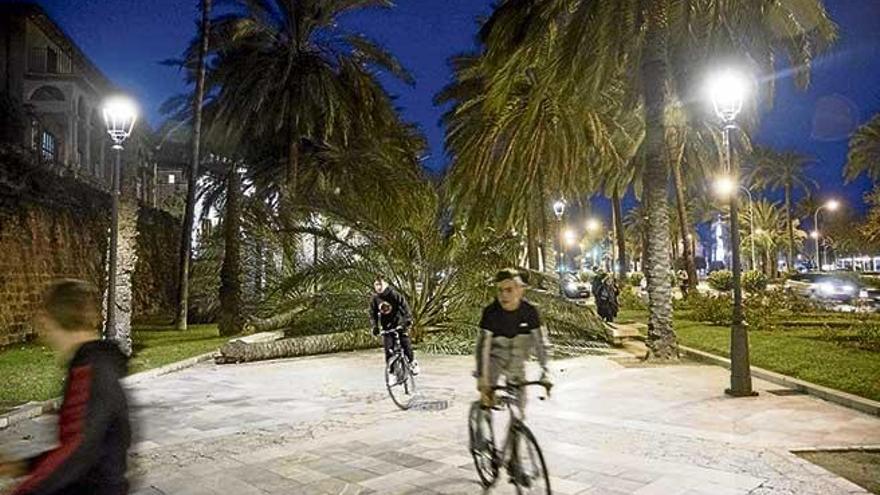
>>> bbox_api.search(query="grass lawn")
[0,324,226,409]
[797,451,880,495]
[617,308,880,402]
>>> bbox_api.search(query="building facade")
[0,2,158,205]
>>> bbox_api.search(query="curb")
[679,345,880,417]
[0,351,216,430]
[789,445,880,453]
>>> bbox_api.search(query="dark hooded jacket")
[13,340,130,495]
[369,285,412,331]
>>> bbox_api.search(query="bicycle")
[379,326,417,410]
[468,381,551,494]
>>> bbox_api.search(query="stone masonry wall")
[0,146,180,346]
[132,207,180,325]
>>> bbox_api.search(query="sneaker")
[410,360,420,376]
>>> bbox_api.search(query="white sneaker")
[387,371,399,386]
[410,361,420,376]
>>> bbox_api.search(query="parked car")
[783,273,859,302]
[560,273,591,299]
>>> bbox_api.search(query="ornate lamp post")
[553,199,566,272]
[709,69,755,397]
[813,199,839,271]
[102,96,137,348]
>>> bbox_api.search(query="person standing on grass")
[0,280,131,495]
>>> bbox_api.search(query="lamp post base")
[724,388,759,398]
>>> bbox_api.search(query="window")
[30,86,65,101]
[168,174,176,184]
[41,131,57,162]
[46,47,58,73]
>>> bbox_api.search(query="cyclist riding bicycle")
[370,275,420,380]
[476,269,551,408]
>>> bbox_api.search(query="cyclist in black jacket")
[370,275,419,378]
[1,280,131,495]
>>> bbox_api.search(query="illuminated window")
[168,174,176,184]
[41,131,56,161]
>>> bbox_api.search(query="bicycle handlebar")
[378,326,405,336]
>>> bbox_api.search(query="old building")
[0,2,158,204]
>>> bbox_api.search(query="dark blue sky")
[25,0,880,215]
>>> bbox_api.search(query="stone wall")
[132,207,180,325]
[0,146,180,346]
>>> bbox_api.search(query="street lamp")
[553,199,566,273]
[708,68,755,397]
[714,176,756,272]
[813,200,839,271]
[102,95,138,350]
[563,228,577,247]
[585,218,602,234]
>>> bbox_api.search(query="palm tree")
[747,147,816,273]
[174,0,212,331]
[472,0,837,359]
[744,200,787,278]
[186,0,413,227]
[845,113,880,183]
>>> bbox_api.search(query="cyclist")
[475,269,551,408]
[370,275,419,378]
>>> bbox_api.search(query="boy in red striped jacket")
[1,280,131,495]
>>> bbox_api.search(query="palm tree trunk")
[785,184,795,272]
[219,161,244,336]
[537,168,549,272]
[526,207,540,271]
[672,154,698,294]
[641,0,678,360]
[612,188,627,275]
[174,0,211,331]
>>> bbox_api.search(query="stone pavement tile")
[362,459,405,476]
[681,484,750,495]
[335,466,384,483]
[413,459,453,474]
[359,468,429,491]
[549,475,594,494]
[374,450,433,468]
[617,469,663,484]
[267,463,331,484]
[571,473,648,493]
[348,455,384,470]
[223,464,297,491]
[437,454,473,468]
[301,477,373,494]
[632,475,697,495]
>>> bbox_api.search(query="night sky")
[23,0,880,218]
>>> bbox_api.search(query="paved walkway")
[2,351,879,494]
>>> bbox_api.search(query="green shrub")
[619,286,647,310]
[742,271,768,293]
[708,270,734,292]
[627,272,644,287]
[688,292,731,325]
[856,323,880,351]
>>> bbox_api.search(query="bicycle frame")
[488,382,548,473]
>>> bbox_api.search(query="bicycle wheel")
[385,354,417,410]
[510,423,550,495]
[468,401,497,487]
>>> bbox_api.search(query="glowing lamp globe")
[102,96,138,149]
[708,70,748,123]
